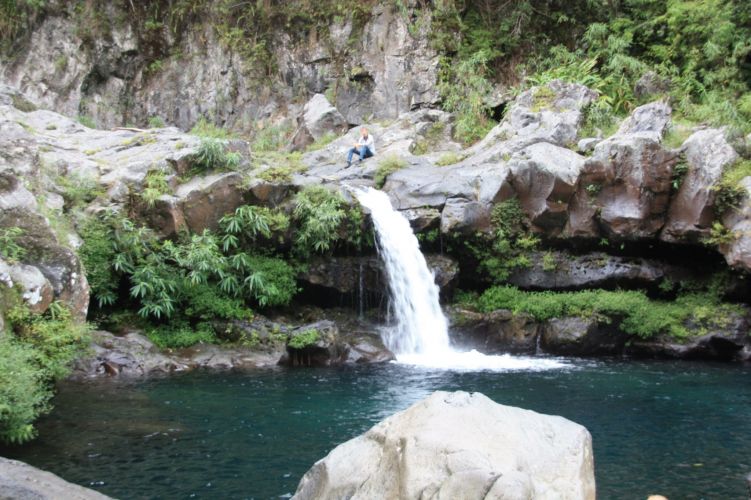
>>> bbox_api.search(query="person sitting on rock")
[346,127,376,167]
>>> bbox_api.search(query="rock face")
[2,3,438,131]
[451,306,751,361]
[662,128,738,243]
[293,391,596,500]
[567,106,678,240]
[0,456,112,500]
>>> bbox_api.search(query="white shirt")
[356,134,376,154]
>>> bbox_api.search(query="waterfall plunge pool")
[2,359,750,499]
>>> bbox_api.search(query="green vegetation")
[194,139,242,172]
[0,227,26,263]
[57,172,104,212]
[714,159,751,215]
[141,169,172,207]
[147,116,166,128]
[435,152,465,166]
[255,152,306,182]
[293,186,346,257]
[374,155,407,188]
[463,286,742,340]
[77,115,96,129]
[460,199,539,283]
[412,122,446,155]
[305,131,338,152]
[252,122,293,152]
[0,297,90,444]
[190,118,233,139]
[0,0,46,50]
[288,328,320,349]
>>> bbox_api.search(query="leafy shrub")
[194,138,242,172]
[147,116,165,128]
[141,169,171,207]
[190,117,232,139]
[288,328,320,349]
[0,338,50,444]
[78,216,119,307]
[293,186,346,256]
[374,155,407,188]
[438,50,495,145]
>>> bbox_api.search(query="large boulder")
[174,172,248,234]
[541,317,629,356]
[662,128,738,243]
[450,307,541,354]
[291,94,348,150]
[508,142,585,233]
[566,103,679,240]
[293,391,595,500]
[0,457,112,500]
[0,207,89,320]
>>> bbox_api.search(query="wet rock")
[506,251,677,291]
[281,320,394,367]
[291,94,348,150]
[509,142,584,233]
[450,307,540,354]
[662,128,738,243]
[541,317,628,356]
[0,457,112,500]
[299,254,457,294]
[401,206,441,232]
[293,391,595,500]
[72,331,189,378]
[627,311,751,361]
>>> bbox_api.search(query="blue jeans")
[347,146,373,163]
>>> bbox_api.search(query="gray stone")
[8,263,54,314]
[291,94,348,150]
[634,71,671,100]
[541,317,628,356]
[293,391,596,500]
[720,177,751,272]
[662,128,738,243]
[0,456,112,500]
[578,137,600,153]
[616,100,672,141]
[509,142,584,232]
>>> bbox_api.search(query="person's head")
[360,127,368,138]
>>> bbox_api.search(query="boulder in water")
[293,391,596,500]
[0,456,112,499]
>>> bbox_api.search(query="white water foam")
[353,186,571,372]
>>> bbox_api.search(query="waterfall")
[353,187,450,355]
[352,186,571,372]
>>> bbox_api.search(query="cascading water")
[353,185,571,372]
[353,187,450,355]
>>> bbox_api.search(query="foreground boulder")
[293,391,595,500]
[0,456,111,500]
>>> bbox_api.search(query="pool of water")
[3,358,750,499]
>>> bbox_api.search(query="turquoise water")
[3,359,751,499]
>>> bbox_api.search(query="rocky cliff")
[1,1,438,132]
[1,74,750,361]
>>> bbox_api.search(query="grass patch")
[435,152,466,166]
[288,328,320,349]
[374,155,407,188]
[713,159,751,215]
[306,131,338,152]
[256,152,306,182]
[190,117,233,139]
[77,115,96,129]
